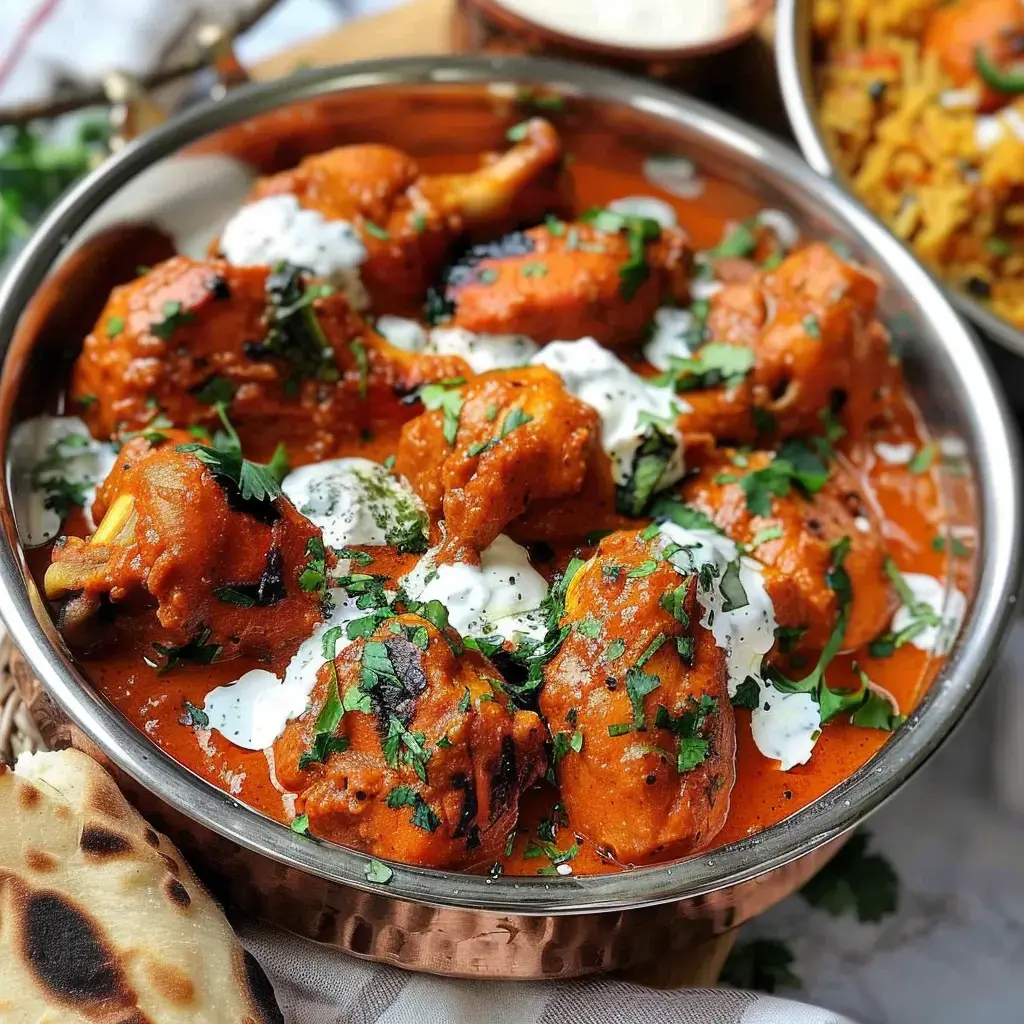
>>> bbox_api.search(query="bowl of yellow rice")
[777,0,1024,356]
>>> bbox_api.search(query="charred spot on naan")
[79,823,133,858]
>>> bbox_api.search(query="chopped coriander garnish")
[106,315,125,339]
[150,299,195,341]
[417,377,465,446]
[180,700,210,729]
[986,236,1011,258]
[151,628,221,674]
[735,439,830,517]
[350,339,369,398]
[653,343,754,394]
[290,813,310,835]
[931,534,971,557]
[706,220,757,260]
[719,560,749,612]
[545,214,566,237]
[625,664,661,730]
[605,637,626,661]
[581,206,662,300]
[750,524,783,548]
[802,314,821,339]
[907,442,937,475]
[175,440,284,503]
[627,559,659,579]
[506,120,531,142]
[521,262,548,278]
[552,728,584,761]
[364,859,394,884]
[364,220,390,240]
[193,375,236,406]
[616,428,677,517]
[731,676,761,710]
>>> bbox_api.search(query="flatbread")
[0,748,282,1023]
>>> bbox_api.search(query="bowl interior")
[0,57,1018,915]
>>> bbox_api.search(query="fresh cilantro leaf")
[719,559,749,612]
[151,628,221,674]
[193,375,236,406]
[750,523,783,548]
[800,831,899,922]
[106,316,124,339]
[575,615,602,639]
[654,343,755,393]
[931,534,971,557]
[625,665,661,730]
[150,299,195,340]
[180,700,209,729]
[175,442,284,503]
[290,813,310,835]
[616,427,677,516]
[417,378,465,446]
[908,443,937,475]
[506,120,531,142]
[721,938,801,993]
[731,676,761,710]
[649,493,723,534]
[706,220,757,259]
[364,859,394,883]
[605,638,626,661]
[364,220,390,240]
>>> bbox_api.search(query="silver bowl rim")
[775,0,1024,359]
[0,54,1019,916]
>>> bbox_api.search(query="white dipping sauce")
[890,573,966,657]
[531,337,688,488]
[218,194,370,310]
[496,0,730,51]
[644,307,697,371]
[7,415,117,547]
[401,534,549,642]
[375,316,539,373]
[282,457,427,552]
[658,521,820,771]
[203,589,364,751]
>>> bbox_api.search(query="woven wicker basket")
[0,627,54,764]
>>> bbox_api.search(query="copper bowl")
[0,55,1019,979]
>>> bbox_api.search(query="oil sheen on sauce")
[41,137,968,878]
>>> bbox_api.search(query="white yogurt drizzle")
[401,534,549,642]
[642,155,706,200]
[873,441,916,466]
[890,573,966,657]
[7,415,117,547]
[644,306,698,371]
[606,195,679,228]
[658,521,821,771]
[531,337,688,489]
[203,588,364,751]
[282,457,427,552]
[218,194,370,310]
[375,316,539,373]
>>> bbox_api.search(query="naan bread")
[0,748,282,1024]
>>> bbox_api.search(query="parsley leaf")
[731,676,761,710]
[581,206,662,301]
[175,442,284,503]
[736,439,830,517]
[150,299,195,340]
[625,665,661,730]
[616,427,678,517]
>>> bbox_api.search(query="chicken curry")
[11,115,967,878]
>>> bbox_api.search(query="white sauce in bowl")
[494,0,732,51]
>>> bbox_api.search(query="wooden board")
[253,0,455,78]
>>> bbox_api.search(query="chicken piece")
[681,449,894,653]
[394,366,605,561]
[274,612,547,868]
[923,0,1024,113]
[540,530,735,864]
[433,215,691,352]
[679,243,895,443]
[70,257,465,456]
[246,119,566,310]
[43,436,326,656]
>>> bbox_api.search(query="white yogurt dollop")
[606,195,678,229]
[7,415,117,547]
[658,520,820,771]
[873,441,916,466]
[890,573,966,656]
[401,534,549,642]
[375,316,539,373]
[644,306,697,371]
[218,194,370,310]
[282,457,427,552]
[643,155,705,200]
[531,337,688,488]
[203,589,364,751]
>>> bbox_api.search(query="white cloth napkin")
[0,0,320,108]
[240,921,862,1024]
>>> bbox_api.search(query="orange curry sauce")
[31,142,960,877]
